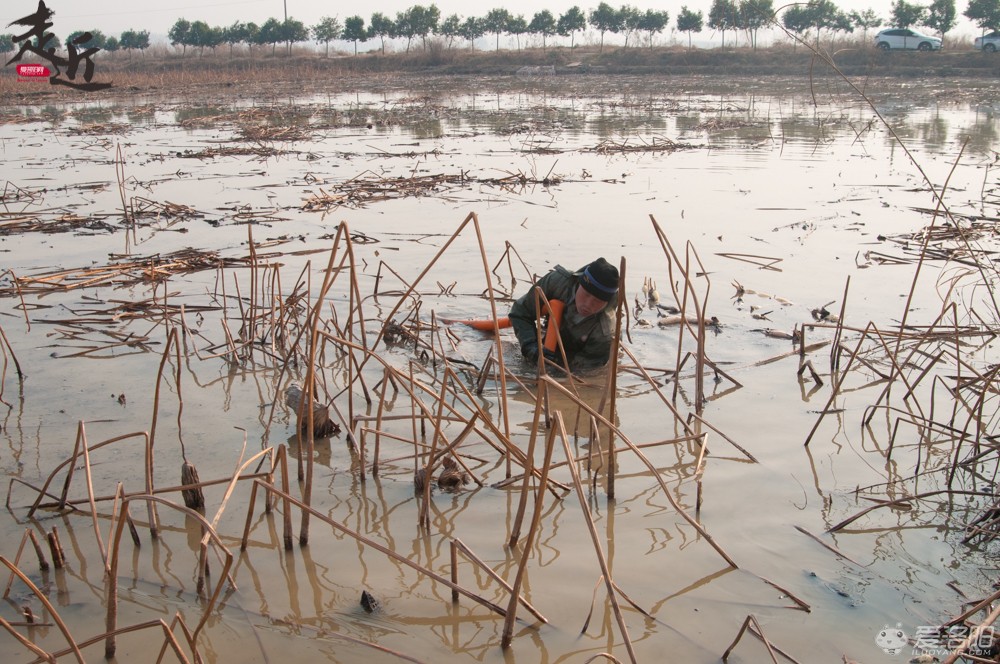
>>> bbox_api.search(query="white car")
[974,31,1000,51]
[874,28,942,51]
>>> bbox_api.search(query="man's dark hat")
[579,257,619,302]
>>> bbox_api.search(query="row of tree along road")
[3,0,999,57]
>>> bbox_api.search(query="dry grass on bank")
[2,38,999,100]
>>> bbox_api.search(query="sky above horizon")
[2,0,986,48]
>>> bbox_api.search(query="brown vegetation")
[3,41,1000,100]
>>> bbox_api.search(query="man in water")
[508,257,620,368]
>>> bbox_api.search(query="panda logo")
[875,624,909,655]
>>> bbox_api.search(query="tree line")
[2,0,999,57]
[155,0,964,54]
[778,0,960,47]
[0,29,149,55]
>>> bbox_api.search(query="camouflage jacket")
[508,265,617,367]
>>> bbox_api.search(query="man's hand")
[521,341,539,363]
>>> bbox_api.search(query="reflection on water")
[174,104,229,125]
[15,75,989,152]
[70,106,115,125]
[0,75,999,663]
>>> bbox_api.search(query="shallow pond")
[1,73,999,663]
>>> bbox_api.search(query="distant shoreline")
[3,44,999,102]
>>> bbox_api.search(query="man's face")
[575,285,607,317]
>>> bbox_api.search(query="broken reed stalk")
[18,430,150,518]
[64,421,112,571]
[148,328,188,531]
[898,140,998,358]
[864,309,961,416]
[253,255,353,450]
[604,257,627,499]
[586,414,599,473]
[692,425,709,479]
[475,346,495,395]
[421,413,484,487]
[265,265,278,355]
[418,369,453,529]
[543,376,739,569]
[865,325,931,423]
[371,368,392,476]
[244,479,511,617]
[582,655,624,664]
[0,318,24,380]
[686,412,757,462]
[608,578,655,619]
[2,530,49,599]
[190,434,260,592]
[721,614,797,663]
[18,467,271,524]
[618,345,696,437]
[581,574,605,633]
[471,213,520,451]
[553,411,637,664]
[105,495,231,658]
[278,443,293,549]
[501,412,558,648]
[409,363,421,481]
[0,555,85,662]
[342,267,361,460]
[238,445,292,551]
[450,540,459,602]
[451,537,547,623]
[689,245,710,414]
[489,241,533,296]
[827,489,992,533]
[803,322,877,447]
[757,575,811,612]
[366,212,480,355]
[320,332,568,495]
[299,224,352,546]
[797,360,823,386]
[155,319,206,513]
[57,618,194,664]
[650,215,711,413]
[495,433,709,489]
[861,407,983,472]
[246,224,259,344]
[830,278,850,369]
[0,329,14,409]
[365,212,514,453]
[47,527,65,569]
[114,143,132,232]
[947,374,998,489]
[2,269,31,330]
[944,585,1000,630]
[341,225,373,407]
[27,528,49,572]
[442,365,570,495]
[792,525,864,568]
[940,598,1000,664]
[372,259,414,299]
[508,289,551,547]
[108,483,141,552]
[0,614,58,661]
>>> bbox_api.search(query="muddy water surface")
[1,74,999,663]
